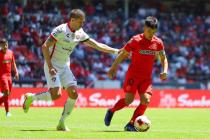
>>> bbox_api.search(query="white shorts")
[44,62,77,89]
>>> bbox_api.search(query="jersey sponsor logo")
[63,38,70,42]
[53,28,62,37]
[62,47,73,55]
[139,50,158,55]
[51,77,56,82]
[66,33,70,38]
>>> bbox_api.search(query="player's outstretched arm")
[107,49,129,79]
[159,54,168,80]
[83,38,119,55]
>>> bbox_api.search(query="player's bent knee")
[66,86,78,99]
[125,98,134,105]
[49,88,62,100]
[125,92,135,105]
[145,98,150,105]
[55,93,62,99]
[69,89,78,99]
[141,98,150,105]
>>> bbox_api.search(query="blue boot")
[124,123,138,132]
[104,109,114,126]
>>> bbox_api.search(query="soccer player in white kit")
[23,9,119,131]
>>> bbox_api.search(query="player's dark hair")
[144,16,158,29]
[70,9,85,19]
[0,38,7,44]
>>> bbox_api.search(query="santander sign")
[4,88,210,108]
[178,94,210,107]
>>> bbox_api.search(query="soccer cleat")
[57,121,70,131]
[124,123,138,132]
[6,112,12,117]
[104,109,114,126]
[23,93,33,113]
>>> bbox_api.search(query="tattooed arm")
[42,36,57,76]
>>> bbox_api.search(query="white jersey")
[50,23,89,67]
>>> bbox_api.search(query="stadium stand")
[0,0,209,89]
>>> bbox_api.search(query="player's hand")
[117,48,123,54]
[14,73,19,80]
[113,49,119,55]
[107,67,117,79]
[49,67,57,76]
[160,72,168,80]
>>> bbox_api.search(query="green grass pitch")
[0,108,210,139]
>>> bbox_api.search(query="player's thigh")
[138,79,152,105]
[138,78,152,94]
[123,74,139,105]
[44,63,61,88]
[123,72,138,94]
[60,67,77,90]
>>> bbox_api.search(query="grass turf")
[0,108,210,139]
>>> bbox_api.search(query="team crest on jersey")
[149,43,157,50]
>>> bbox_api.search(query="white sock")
[59,98,76,122]
[32,92,52,101]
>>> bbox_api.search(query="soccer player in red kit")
[0,38,19,117]
[104,16,168,131]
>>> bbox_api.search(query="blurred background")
[0,0,210,89]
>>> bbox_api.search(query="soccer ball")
[134,115,151,132]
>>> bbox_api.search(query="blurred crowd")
[0,0,209,88]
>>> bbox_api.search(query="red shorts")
[123,72,152,95]
[0,78,12,92]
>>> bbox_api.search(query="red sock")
[130,104,147,124]
[0,95,7,105]
[110,98,128,113]
[3,95,9,112]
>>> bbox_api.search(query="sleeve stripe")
[50,34,57,41]
[159,50,166,55]
[80,38,90,42]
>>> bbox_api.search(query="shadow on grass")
[93,130,125,133]
[20,129,55,132]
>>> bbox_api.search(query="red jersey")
[124,33,165,78]
[0,49,15,78]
